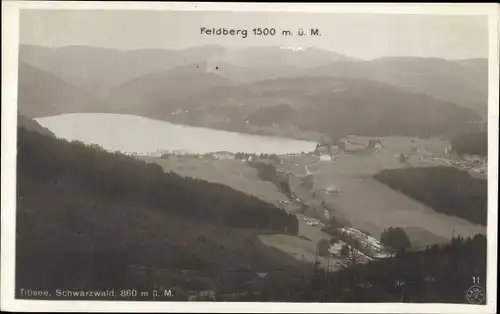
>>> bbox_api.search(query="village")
[127,135,486,280]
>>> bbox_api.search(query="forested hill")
[16,127,302,294]
[374,167,487,226]
[15,127,487,302]
[19,47,484,140]
[265,234,487,303]
[17,127,298,234]
[17,112,54,137]
[451,132,488,157]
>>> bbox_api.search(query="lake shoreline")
[35,113,319,155]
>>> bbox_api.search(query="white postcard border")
[1,2,498,313]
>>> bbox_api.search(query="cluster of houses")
[322,184,341,195]
[295,213,321,226]
[339,228,385,252]
[124,151,164,157]
[325,227,393,261]
[313,139,383,161]
[328,241,345,256]
[303,217,320,226]
[160,151,282,162]
[450,155,487,177]
[124,149,194,158]
[125,150,247,160]
[212,151,236,160]
[326,238,374,264]
[439,145,487,177]
[314,143,337,161]
[121,137,386,163]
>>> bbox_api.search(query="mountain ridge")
[18,45,486,139]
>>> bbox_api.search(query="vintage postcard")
[1,2,498,313]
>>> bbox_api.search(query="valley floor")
[141,135,486,268]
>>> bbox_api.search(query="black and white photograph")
[1,2,498,313]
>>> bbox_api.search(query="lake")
[36,113,318,155]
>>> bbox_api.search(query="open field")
[276,136,486,246]
[259,220,344,269]
[141,135,486,264]
[375,167,487,226]
[325,177,483,245]
[142,156,343,265]
[140,156,289,205]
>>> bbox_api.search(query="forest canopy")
[17,127,299,234]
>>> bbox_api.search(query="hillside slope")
[16,127,300,294]
[309,57,488,115]
[107,63,239,111]
[146,76,480,139]
[18,45,486,139]
[19,45,352,97]
[18,62,103,117]
[17,113,54,137]
[15,128,488,302]
[374,167,487,226]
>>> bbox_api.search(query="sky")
[19,10,489,60]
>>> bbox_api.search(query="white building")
[444,145,452,155]
[329,242,344,256]
[323,185,341,194]
[213,152,235,160]
[304,218,319,226]
[319,154,332,162]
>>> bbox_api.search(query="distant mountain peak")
[279,46,308,52]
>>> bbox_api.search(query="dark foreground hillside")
[270,234,486,303]
[16,127,301,297]
[17,128,298,234]
[15,128,487,302]
[374,167,487,226]
[16,174,304,298]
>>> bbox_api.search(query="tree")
[269,154,280,164]
[317,239,330,257]
[399,154,407,163]
[450,132,487,157]
[347,241,362,266]
[380,227,412,251]
[336,242,362,269]
[340,244,350,257]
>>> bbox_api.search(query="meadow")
[142,135,486,264]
